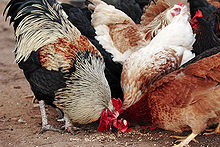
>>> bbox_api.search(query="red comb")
[177,2,184,7]
[112,98,126,113]
[191,10,203,28]
[195,10,203,18]
[97,98,130,133]
[97,108,113,132]
[113,119,131,133]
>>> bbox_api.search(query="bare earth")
[0,0,219,146]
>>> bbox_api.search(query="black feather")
[188,0,217,19]
[18,51,66,106]
[192,17,220,56]
[61,3,123,99]
[115,0,142,24]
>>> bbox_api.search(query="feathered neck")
[7,0,81,63]
[121,5,194,109]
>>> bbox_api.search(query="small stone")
[18,118,26,123]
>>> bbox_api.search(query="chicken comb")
[194,10,203,18]
[97,98,131,133]
[191,10,203,29]
[177,2,184,7]
[112,98,126,113]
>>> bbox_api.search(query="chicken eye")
[192,19,198,24]
[174,8,181,12]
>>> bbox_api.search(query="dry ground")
[0,0,219,146]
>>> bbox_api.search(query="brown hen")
[121,50,220,146]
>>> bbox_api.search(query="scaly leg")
[204,123,220,135]
[61,114,79,135]
[172,133,198,147]
[39,100,61,133]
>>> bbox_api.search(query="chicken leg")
[39,100,62,133]
[61,114,79,134]
[172,133,198,147]
[204,123,220,135]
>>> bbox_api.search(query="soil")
[0,0,219,147]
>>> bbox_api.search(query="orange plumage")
[121,50,220,146]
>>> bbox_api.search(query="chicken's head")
[166,2,187,22]
[191,10,203,29]
[97,98,131,133]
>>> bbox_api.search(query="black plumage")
[5,0,67,107]
[4,0,123,133]
[61,3,123,99]
[192,16,220,56]
[188,0,217,19]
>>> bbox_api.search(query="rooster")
[88,0,193,64]
[4,0,127,134]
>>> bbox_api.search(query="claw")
[171,133,198,147]
[38,100,62,133]
[60,125,79,135]
[171,135,199,143]
[60,114,79,135]
[39,124,62,134]
[204,123,220,135]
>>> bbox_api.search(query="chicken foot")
[171,133,198,147]
[39,100,62,134]
[60,114,79,135]
[204,123,220,135]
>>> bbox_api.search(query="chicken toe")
[60,114,79,135]
[172,133,198,147]
[204,123,220,135]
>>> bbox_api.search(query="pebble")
[18,118,26,123]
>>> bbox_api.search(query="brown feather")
[108,21,148,54]
[207,0,220,7]
[147,52,220,133]
[122,52,220,135]
[38,36,101,72]
[141,0,170,26]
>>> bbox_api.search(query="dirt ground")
[0,0,219,146]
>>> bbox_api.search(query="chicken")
[121,3,195,109]
[89,0,189,64]
[188,0,217,19]
[121,50,220,146]
[118,4,220,146]
[4,0,127,133]
[188,0,219,37]
[190,10,220,56]
[140,0,170,26]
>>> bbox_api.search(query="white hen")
[121,4,196,108]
